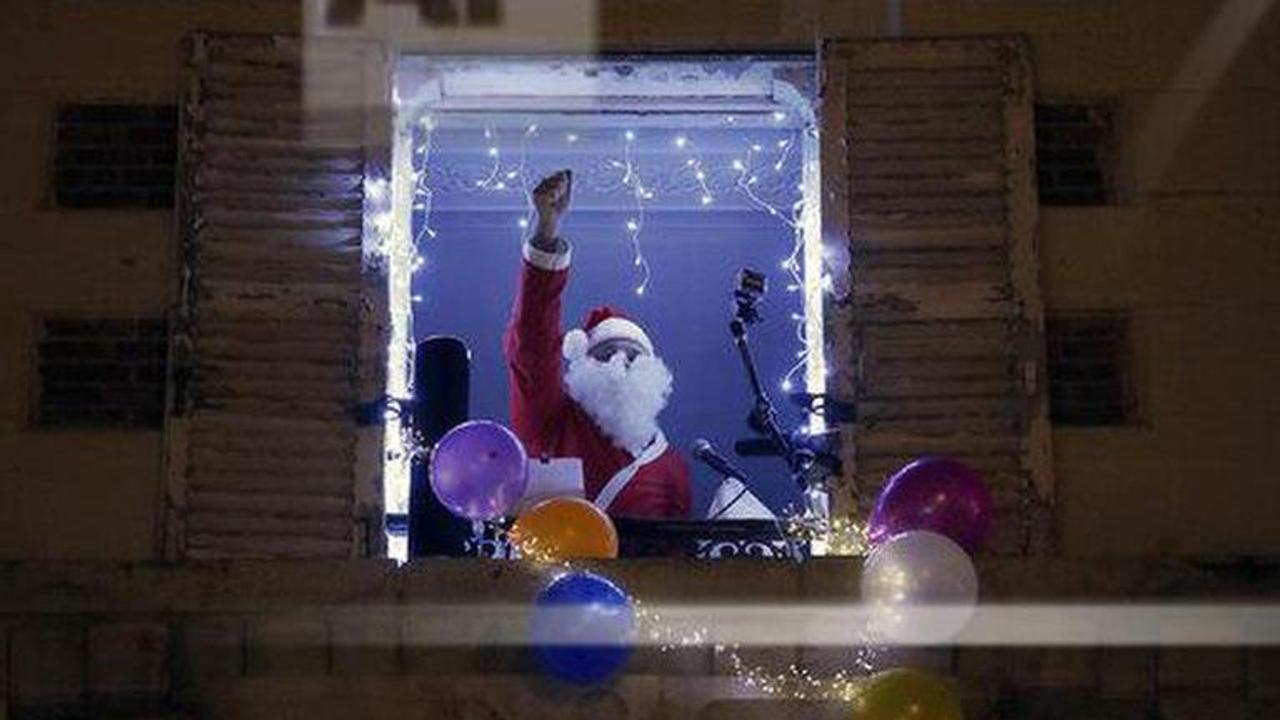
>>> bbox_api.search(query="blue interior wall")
[414,208,810,516]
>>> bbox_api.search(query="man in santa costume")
[504,169,691,519]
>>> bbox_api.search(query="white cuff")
[523,239,572,271]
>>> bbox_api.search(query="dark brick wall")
[35,317,168,429]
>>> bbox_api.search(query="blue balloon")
[530,571,634,685]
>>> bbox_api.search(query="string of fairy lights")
[510,519,883,703]
[378,110,872,699]
[408,111,827,397]
[389,109,832,493]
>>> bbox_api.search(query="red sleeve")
[504,258,569,456]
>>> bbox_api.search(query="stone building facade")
[1,0,1278,717]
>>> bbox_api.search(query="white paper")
[706,477,776,520]
[518,457,585,512]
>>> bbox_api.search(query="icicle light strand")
[614,129,653,296]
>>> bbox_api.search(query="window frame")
[1034,98,1128,207]
[1046,309,1143,429]
[28,312,169,432]
[50,102,179,211]
[386,52,826,558]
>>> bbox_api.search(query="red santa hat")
[562,305,655,360]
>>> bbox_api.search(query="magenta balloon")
[867,457,992,553]
[429,420,529,521]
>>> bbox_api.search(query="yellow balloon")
[509,497,619,560]
[854,669,963,720]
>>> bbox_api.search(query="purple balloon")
[430,420,528,521]
[867,457,992,554]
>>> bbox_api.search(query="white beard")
[564,351,674,457]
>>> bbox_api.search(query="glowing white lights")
[402,114,829,436]
[365,177,389,200]
[616,129,652,297]
[379,113,436,532]
[388,103,847,700]
[674,136,717,210]
[723,128,828,429]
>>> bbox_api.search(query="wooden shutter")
[164,32,389,559]
[821,38,1053,554]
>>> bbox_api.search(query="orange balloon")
[509,497,619,560]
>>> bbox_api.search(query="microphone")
[691,438,750,480]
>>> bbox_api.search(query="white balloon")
[860,530,978,644]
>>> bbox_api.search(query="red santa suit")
[503,241,691,519]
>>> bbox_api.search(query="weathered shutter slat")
[823,38,1053,554]
[165,32,387,559]
[184,528,357,558]
[203,143,365,172]
[188,456,353,486]
[186,491,352,516]
[854,226,1006,251]
[189,420,353,456]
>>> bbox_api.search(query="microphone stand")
[729,318,802,476]
[729,298,830,534]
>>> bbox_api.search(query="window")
[1046,312,1135,426]
[35,318,167,429]
[385,56,823,558]
[1035,102,1116,205]
[54,104,178,209]
[167,32,1046,560]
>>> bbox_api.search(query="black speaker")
[408,335,473,557]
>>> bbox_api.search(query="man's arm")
[503,171,573,455]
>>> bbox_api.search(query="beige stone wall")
[917,1,1280,557]
[0,1,303,560]
[1,0,1277,559]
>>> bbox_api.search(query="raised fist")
[532,169,572,239]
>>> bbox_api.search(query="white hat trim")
[588,317,654,356]
[561,317,654,360]
[562,328,589,360]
